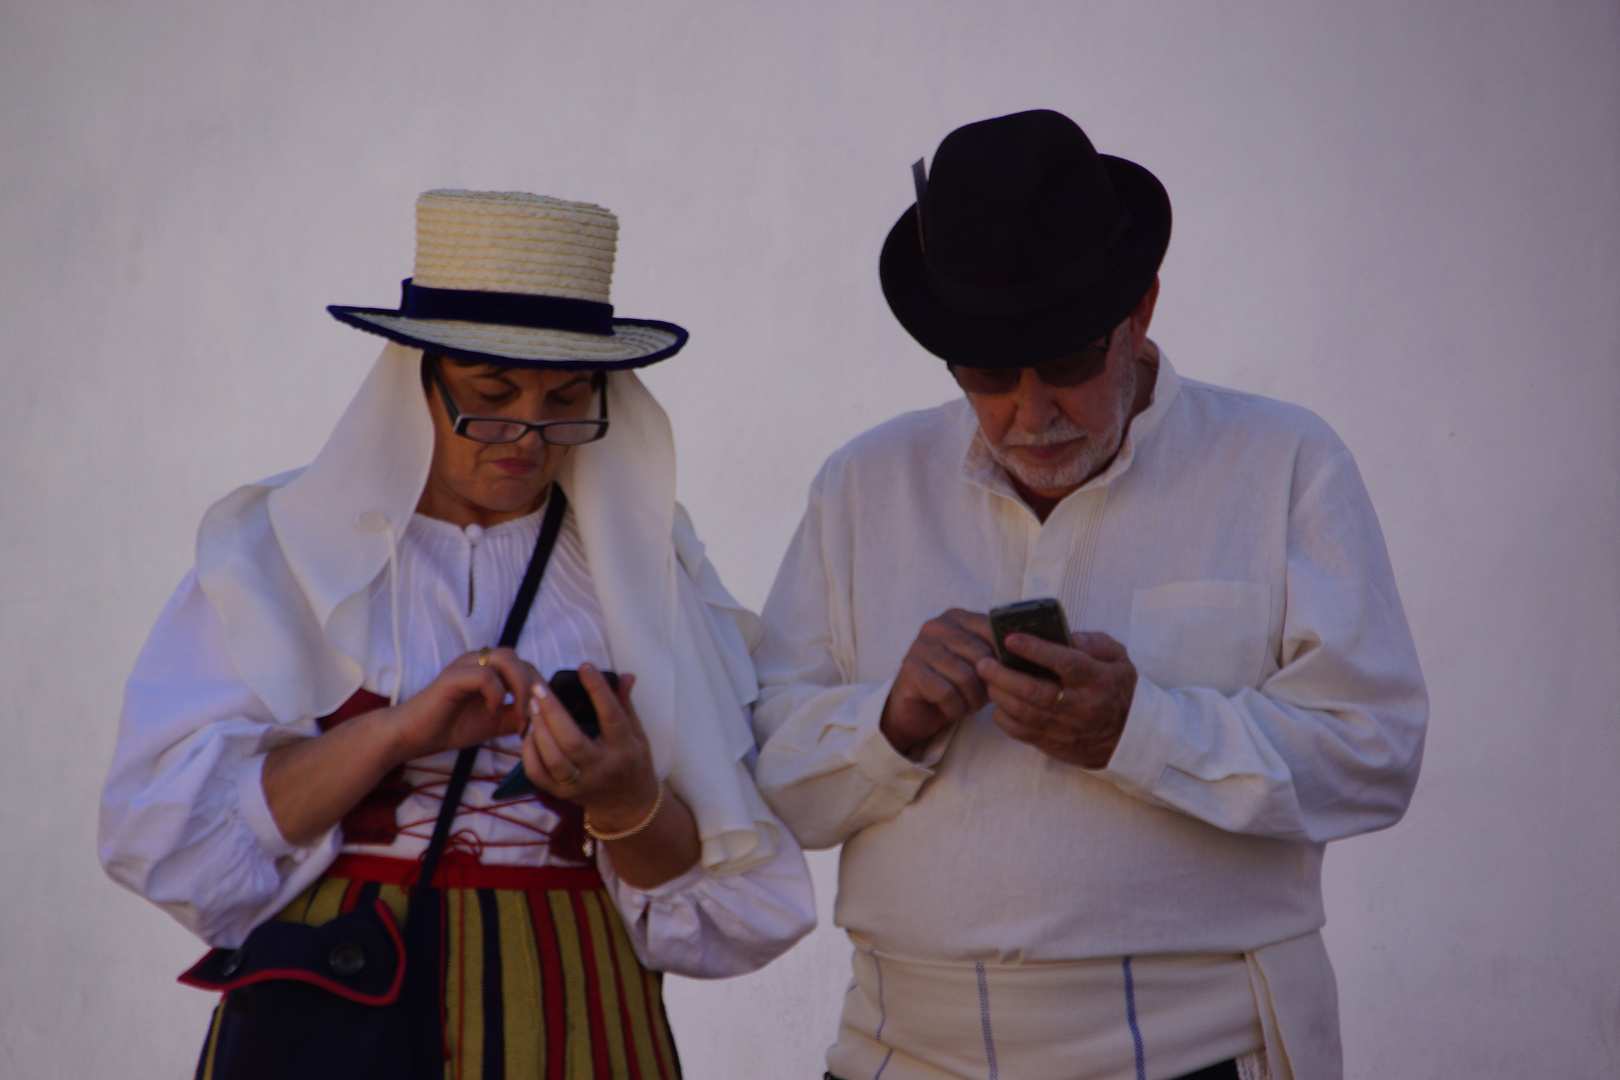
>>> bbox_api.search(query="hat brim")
[879,155,1171,369]
[327,307,688,370]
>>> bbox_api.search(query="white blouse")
[100,504,815,977]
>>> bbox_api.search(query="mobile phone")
[491,669,619,801]
[545,669,618,740]
[987,599,1071,682]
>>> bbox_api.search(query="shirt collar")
[960,341,1182,509]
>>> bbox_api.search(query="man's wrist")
[879,713,921,756]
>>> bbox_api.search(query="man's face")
[958,278,1160,502]
[964,335,1137,497]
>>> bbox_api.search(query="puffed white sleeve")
[597,753,816,979]
[98,571,341,948]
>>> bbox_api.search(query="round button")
[464,523,485,546]
[329,943,366,977]
[1032,576,1049,590]
[220,948,248,978]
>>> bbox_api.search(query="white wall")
[2,2,1615,1077]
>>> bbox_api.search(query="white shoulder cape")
[195,343,775,872]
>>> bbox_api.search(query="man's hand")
[976,631,1137,769]
[880,609,996,754]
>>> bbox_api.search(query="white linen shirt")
[101,504,815,977]
[751,349,1425,1079]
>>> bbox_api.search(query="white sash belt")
[827,937,1270,1080]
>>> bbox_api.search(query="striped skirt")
[195,852,682,1080]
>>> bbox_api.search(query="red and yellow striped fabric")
[196,852,681,1080]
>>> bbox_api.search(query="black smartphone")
[546,669,619,740]
[491,669,619,801]
[987,599,1071,682]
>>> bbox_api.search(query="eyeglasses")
[430,362,610,446]
[949,331,1113,395]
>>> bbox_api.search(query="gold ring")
[555,765,582,785]
[478,647,492,666]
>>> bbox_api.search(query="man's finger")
[914,642,989,709]
[985,685,1060,727]
[991,708,1050,747]
[941,609,995,645]
[977,655,1067,710]
[901,659,974,721]
[1071,631,1128,663]
[931,611,996,661]
[1002,632,1099,683]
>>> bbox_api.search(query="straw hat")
[329,190,687,369]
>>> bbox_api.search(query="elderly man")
[752,110,1426,1080]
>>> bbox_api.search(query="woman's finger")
[535,676,597,762]
[442,663,511,723]
[526,687,582,784]
[518,720,555,790]
[477,649,540,732]
[609,673,646,740]
[582,663,634,747]
[482,648,540,703]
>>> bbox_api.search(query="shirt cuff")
[234,752,301,858]
[849,678,950,803]
[603,853,708,901]
[1090,675,1176,800]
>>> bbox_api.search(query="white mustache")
[1000,418,1090,447]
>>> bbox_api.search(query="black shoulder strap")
[499,486,569,650]
[417,486,570,890]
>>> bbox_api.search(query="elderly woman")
[100,190,814,1079]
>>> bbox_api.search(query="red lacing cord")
[396,745,589,861]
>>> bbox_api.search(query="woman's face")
[417,359,599,528]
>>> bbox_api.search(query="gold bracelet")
[583,782,665,853]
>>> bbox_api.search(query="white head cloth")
[195,342,775,872]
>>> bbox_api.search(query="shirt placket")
[460,523,501,649]
[1030,487,1110,626]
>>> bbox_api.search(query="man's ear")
[1128,277,1160,356]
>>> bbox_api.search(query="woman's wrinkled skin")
[416,361,591,528]
[260,358,698,888]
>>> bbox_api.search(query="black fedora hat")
[880,109,1171,368]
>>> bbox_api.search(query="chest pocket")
[1127,580,1272,696]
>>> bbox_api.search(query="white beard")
[983,359,1137,492]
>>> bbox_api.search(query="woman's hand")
[520,664,701,887]
[263,647,539,847]
[519,665,657,827]
[388,647,540,762]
